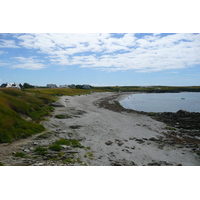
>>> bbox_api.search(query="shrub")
[14,152,27,158]
[49,144,62,151]
[34,147,48,156]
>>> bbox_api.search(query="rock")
[34,163,44,166]
[23,148,30,152]
[110,159,136,166]
[51,102,65,107]
[135,139,145,144]
[115,139,124,146]
[61,145,69,149]
[105,141,113,145]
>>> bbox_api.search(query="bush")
[49,144,62,151]
[34,147,48,156]
[14,152,27,158]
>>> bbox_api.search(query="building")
[59,85,69,88]
[68,84,76,89]
[46,84,57,88]
[0,83,22,89]
[82,84,90,89]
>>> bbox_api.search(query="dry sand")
[42,92,200,166]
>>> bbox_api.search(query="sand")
[42,92,200,166]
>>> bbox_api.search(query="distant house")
[82,85,90,89]
[46,84,57,88]
[0,83,22,89]
[68,84,76,89]
[59,85,69,88]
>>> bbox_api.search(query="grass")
[49,144,62,151]
[84,152,94,160]
[0,88,54,143]
[14,152,27,158]
[54,138,85,148]
[165,126,176,130]
[36,132,52,139]
[34,147,48,156]
[62,157,75,164]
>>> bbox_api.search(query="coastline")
[0,92,199,166]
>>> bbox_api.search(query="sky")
[0,33,200,86]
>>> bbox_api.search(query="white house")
[59,85,69,88]
[0,83,22,89]
[46,84,57,88]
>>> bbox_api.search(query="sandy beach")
[1,92,199,166]
[41,92,200,166]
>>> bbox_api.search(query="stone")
[23,148,30,152]
[115,139,124,146]
[105,141,113,145]
[61,145,69,149]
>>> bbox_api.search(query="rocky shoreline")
[97,94,200,162]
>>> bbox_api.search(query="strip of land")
[1,92,199,166]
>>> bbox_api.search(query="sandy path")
[42,92,200,166]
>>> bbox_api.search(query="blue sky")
[0,33,200,86]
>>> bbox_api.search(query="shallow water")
[120,92,200,113]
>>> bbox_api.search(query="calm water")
[120,92,200,113]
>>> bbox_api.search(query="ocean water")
[120,92,200,113]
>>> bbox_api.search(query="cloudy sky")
[0,33,200,86]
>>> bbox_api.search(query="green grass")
[165,126,176,130]
[14,152,27,158]
[0,88,54,143]
[54,138,84,148]
[49,144,62,151]
[34,147,48,156]
[36,132,52,139]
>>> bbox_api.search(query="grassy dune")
[0,88,58,143]
[0,87,104,143]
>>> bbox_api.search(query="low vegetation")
[34,147,48,156]
[14,152,27,158]
[53,138,85,148]
[49,144,62,151]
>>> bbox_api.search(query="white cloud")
[0,39,19,48]
[12,57,45,70]
[0,50,5,55]
[0,62,8,66]
[2,33,200,72]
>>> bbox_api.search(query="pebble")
[105,141,113,145]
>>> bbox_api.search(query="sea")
[120,92,200,113]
